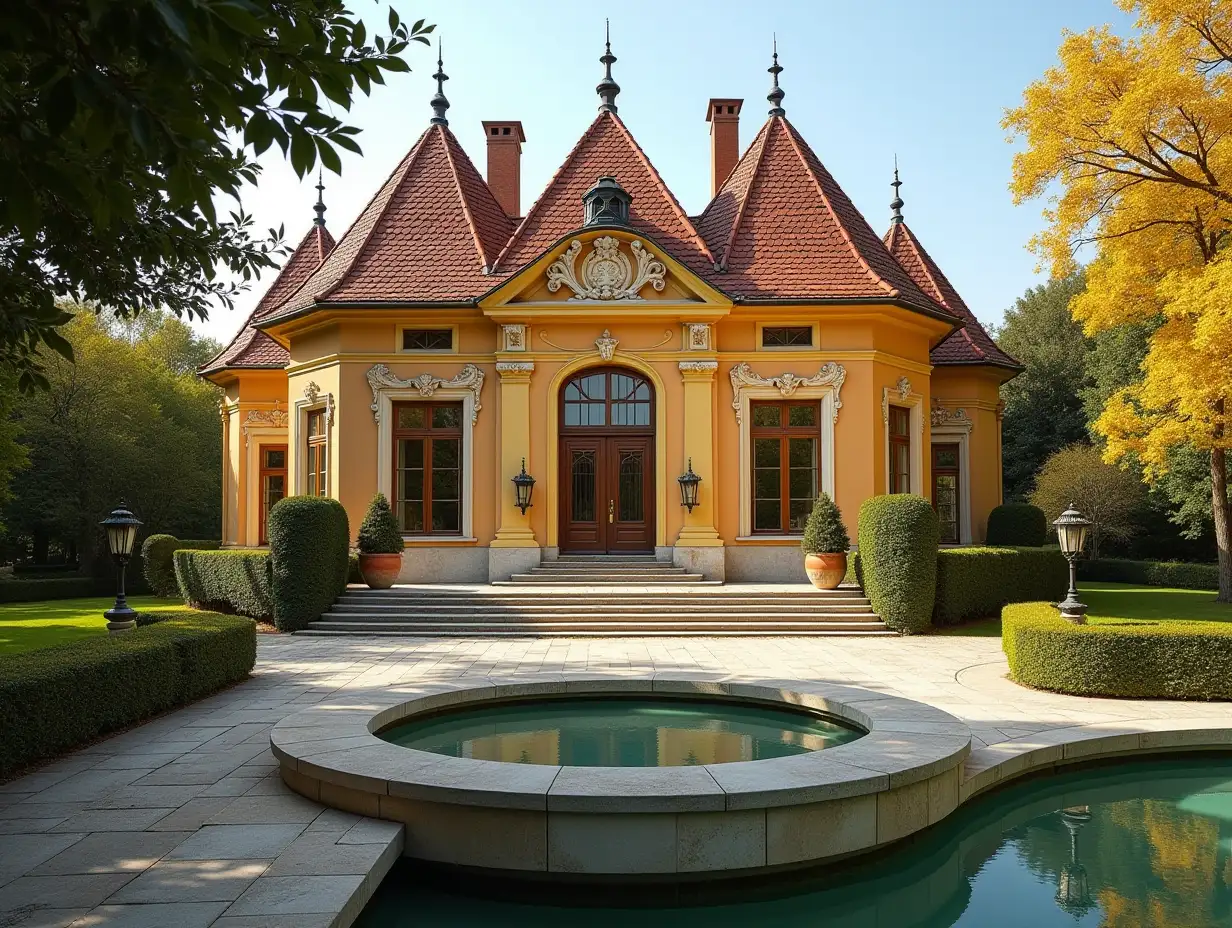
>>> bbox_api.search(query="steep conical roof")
[267,123,514,318]
[695,115,949,316]
[884,221,1020,369]
[492,110,714,274]
[200,223,334,374]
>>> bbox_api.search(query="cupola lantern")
[583,175,631,227]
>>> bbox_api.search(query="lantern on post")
[1053,503,1092,623]
[677,458,702,513]
[100,502,142,632]
[511,459,535,515]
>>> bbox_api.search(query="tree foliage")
[0,1,432,390]
[1005,0,1232,598]
[2,309,223,568]
[1031,445,1147,559]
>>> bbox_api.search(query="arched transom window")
[562,369,653,429]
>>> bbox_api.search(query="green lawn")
[934,581,1232,637]
[0,596,189,656]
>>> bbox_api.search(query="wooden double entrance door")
[559,368,655,553]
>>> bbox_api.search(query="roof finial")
[767,35,785,117]
[890,155,905,224]
[430,37,449,125]
[597,19,620,113]
[313,169,327,228]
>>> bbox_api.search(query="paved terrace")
[2,633,1230,927]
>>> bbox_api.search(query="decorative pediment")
[366,363,484,424]
[242,400,289,446]
[546,236,667,301]
[729,362,846,424]
[931,403,972,430]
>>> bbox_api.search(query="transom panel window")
[761,326,813,348]
[889,406,912,494]
[751,401,820,533]
[392,402,462,534]
[259,445,286,545]
[562,370,652,428]
[401,328,453,351]
[305,409,327,497]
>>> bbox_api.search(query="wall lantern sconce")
[100,501,142,632]
[512,459,536,515]
[677,458,702,512]
[1053,502,1092,623]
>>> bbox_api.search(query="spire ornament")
[313,169,327,227]
[891,156,904,225]
[430,38,449,126]
[597,19,620,113]
[767,36,785,116]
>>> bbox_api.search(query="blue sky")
[195,0,1134,347]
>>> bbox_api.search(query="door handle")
[608,499,614,523]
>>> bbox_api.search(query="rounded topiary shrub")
[267,496,350,632]
[986,503,1047,547]
[801,493,850,555]
[357,493,403,554]
[857,495,939,634]
[142,534,221,599]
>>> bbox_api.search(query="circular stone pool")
[378,697,863,766]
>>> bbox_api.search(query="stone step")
[328,602,875,615]
[321,611,883,623]
[532,562,685,571]
[500,573,710,583]
[299,621,895,637]
[339,588,865,602]
[553,554,662,561]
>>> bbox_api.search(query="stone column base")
[672,546,726,582]
[488,546,542,582]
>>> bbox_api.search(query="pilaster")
[491,360,538,549]
[676,360,722,548]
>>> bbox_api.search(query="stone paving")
[1,632,1230,927]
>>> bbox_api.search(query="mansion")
[202,40,1019,583]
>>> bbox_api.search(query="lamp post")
[677,458,701,513]
[100,502,142,632]
[511,459,535,515]
[1053,503,1092,624]
[1055,806,1094,918]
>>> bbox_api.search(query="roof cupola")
[430,38,449,125]
[597,20,620,113]
[583,175,631,226]
[767,37,785,116]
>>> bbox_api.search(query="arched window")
[562,369,653,429]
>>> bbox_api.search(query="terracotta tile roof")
[883,221,1021,369]
[695,116,948,314]
[267,124,514,317]
[200,224,335,374]
[492,111,714,275]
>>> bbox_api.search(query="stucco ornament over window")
[546,236,667,300]
[729,362,846,425]
[365,363,484,424]
[931,404,971,429]
[242,400,289,446]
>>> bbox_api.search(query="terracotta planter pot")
[359,552,403,590]
[804,552,847,590]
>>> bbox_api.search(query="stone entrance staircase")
[300,555,892,637]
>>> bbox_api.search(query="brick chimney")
[706,99,743,198]
[482,121,526,219]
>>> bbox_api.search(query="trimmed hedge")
[1078,558,1220,591]
[0,577,98,603]
[142,535,221,598]
[0,612,256,777]
[934,547,1068,626]
[268,496,350,632]
[986,503,1048,547]
[857,495,939,634]
[174,550,273,621]
[1002,602,1232,700]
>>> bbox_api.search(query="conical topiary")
[801,492,850,555]
[357,493,403,555]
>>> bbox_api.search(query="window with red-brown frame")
[392,402,462,534]
[305,409,327,497]
[889,406,912,494]
[750,400,821,534]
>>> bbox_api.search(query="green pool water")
[378,696,863,766]
[355,755,1232,927]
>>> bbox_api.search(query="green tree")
[0,1,432,390]
[1031,444,1147,559]
[994,272,1091,501]
[4,309,223,568]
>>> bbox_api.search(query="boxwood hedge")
[268,496,350,632]
[141,535,220,598]
[174,550,273,621]
[1002,602,1232,700]
[1077,558,1220,591]
[0,612,256,778]
[934,547,1067,626]
[856,495,939,634]
[986,503,1048,547]
[0,577,98,603]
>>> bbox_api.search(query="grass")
[0,596,189,656]
[933,581,1232,638]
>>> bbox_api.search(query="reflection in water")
[356,757,1232,927]
[379,698,862,767]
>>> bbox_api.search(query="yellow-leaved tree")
[1005,0,1232,600]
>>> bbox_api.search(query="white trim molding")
[882,380,925,496]
[293,381,335,497]
[930,404,974,545]
[729,362,844,538]
[367,364,479,540]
